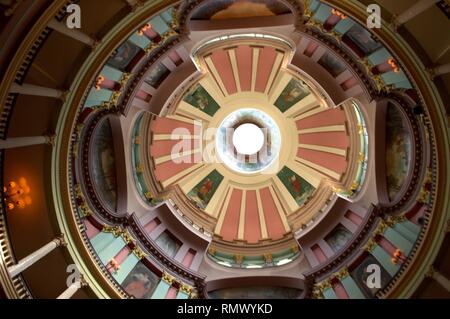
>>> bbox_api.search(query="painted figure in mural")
[290,175,302,194]
[124,272,154,299]
[193,89,209,110]
[283,82,306,104]
[112,44,131,64]
[325,225,352,252]
[198,178,213,200]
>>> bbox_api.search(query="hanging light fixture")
[3,177,31,210]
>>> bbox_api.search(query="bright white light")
[217,261,232,267]
[275,258,292,266]
[232,123,264,155]
[245,264,263,269]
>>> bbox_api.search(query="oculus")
[215,108,281,174]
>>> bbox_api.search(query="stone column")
[8,235,66,278]
[10,83,65,99]
[124,0,143,10]
[392,0,440,27]
[0,135,55,149]
[48,18,96,47]
[428,63,450,78]
[57,275,88,299]
[425,266,450,293]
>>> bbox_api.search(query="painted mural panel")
[187,169,224,210]
[122,262,160,299]
[318,52,346,77]
[344,23,381,55]
[385,103,412,201]
[351,254,391,298]
[155,231,181,258]
[325,224,353,252]
[145,63,170,88]
[183,83,221,116]
[107,41,141,71]
[274,78,310,112]
[191,0,291,20]
[208,286,302,299]
[277,166,315,206]
[91,119,117,211]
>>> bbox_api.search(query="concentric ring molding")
[51,0,180,298]
[320,0,450,299]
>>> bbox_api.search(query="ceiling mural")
[385,102,412,202]
[90,119,118,212]
[191,0,291,20]
[274,78,311,112]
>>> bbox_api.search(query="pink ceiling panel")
[255,46,277,93]
[154,154,197,182]
[210,49,237,95]
[297,148,347,175]
[298,131,349,149]
[220,189,243,242]
[151,117,197,135]
[244,190,261,243]
[259,187,285,240]
[235,45,253,91]
[295,108,346,130]
[150,139,198,158]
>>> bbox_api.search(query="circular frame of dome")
[215,108,281,174]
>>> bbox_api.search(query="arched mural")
[208,286,302,299]
[191,0,291,20]
[385,102,412,202]
[90,118,118,211]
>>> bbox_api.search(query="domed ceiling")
[65,0,441,298]
[1,0,448,301]
[133,33,369,269]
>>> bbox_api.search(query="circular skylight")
[216,108,281,174]
[232,123,265,155]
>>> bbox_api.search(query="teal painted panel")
[341,276,366,299]
[384,227,413,254]
[368,48,391,66]
[149,16,169,35]
[372,245,399,276]
[129,32,151,49]
[401,220,420,235]
[87,88,113,102]
[101,65,123,82]
[314,4,332,23]
[394,80,413,89]
[393,223,417,243]
[113,253,140,284]
[334,18,355,35]
[84,99,103,108]
[309,0,320,13]
[151,280,171,299]
[381,70,409,85]
[176,290,189,299]
[91,232,115,253]
[161,8,173,23]
[98,236,127,264]
[322,287,338,299]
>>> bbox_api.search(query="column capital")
[424,265,436,279]
[45,134,56,146]
[60,90,70,102]
[390,14,400,31]
[90,37,100,51]
[55,233,68,247]
[78,274,89,288]
[426,67,437,80]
